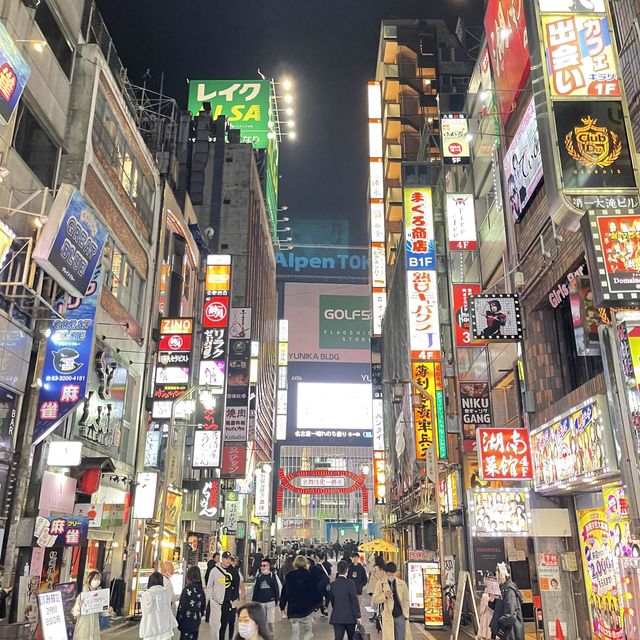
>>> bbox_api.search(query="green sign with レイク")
[187,79,271,149]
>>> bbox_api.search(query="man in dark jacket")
[329,561,362,640]
[348,552,368,603]
[490,563,525,640]
[280,555,323,639]
[310,552,330,616]
[252,558,279,633]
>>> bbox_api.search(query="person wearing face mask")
[139,571,178,640]
[233,602,272,640]
[251,558,279,633]
[72,570,103,640]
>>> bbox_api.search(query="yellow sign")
[412,361,438,460]
[576,506,623,640]
[205,264,231,292]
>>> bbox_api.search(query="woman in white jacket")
[140,571,178,640]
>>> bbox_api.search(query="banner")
[461,382,491,442]
[34,270,102,445]
[577,506,623,640]
[503,97,543,221]
[0,22,31,125]
[542,14,620,98]
[446,194,476,249]
[33,185,107,298]
[187,80,271,148]
[476,428,533,480]
[404,187,435,270]
[453,284,482,347]
[33,516,89,548]
[484,0,530,124]
[441,114,470,165]
[469,489,529,536]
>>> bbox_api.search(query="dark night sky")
[96,0,482,245]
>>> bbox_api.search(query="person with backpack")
[252,558,280,633]
[489,563,524,640]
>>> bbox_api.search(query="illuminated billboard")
[285,362,373,446]
[284,282,371,364]
[542,14,620,98]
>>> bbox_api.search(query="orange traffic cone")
[555,619,565,640]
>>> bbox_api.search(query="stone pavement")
[103,610,440,640]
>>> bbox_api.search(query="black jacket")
[322,561,333,578]
[310,562,330,593]
[329,576,361,625]
[253,572,279,604]
[489,580,524,640]
[348,562,368,595]
[177,581,206,633]
[280,568,322,619]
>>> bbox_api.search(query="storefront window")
[552,295,603,394]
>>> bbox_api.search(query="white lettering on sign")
[549,265,586,308]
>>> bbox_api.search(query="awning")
[77,456,116,472]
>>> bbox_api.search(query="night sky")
[96,0,482,245]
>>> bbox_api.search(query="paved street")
[103,611,439,640]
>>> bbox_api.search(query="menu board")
[422,564,443,627]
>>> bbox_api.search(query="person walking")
[139,571,178,640]
[252,549,264,578]
[160,562,179,614]
[279,555,322,640]
[222,553,242,640]
[177,566,206,640]
[309,553,330,616]
[233,602,272,640]
[328,561,362,640]
[205,553,221,623]
[279,554,294,582]
[347,553,368,605]
[251,558,279,633]
[489,563,524,640]
[72,570,103,640]
[206,554,231,640]
[366,556,386,617]
[373,562,411,640]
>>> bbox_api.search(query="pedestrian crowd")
[67,543,524,640]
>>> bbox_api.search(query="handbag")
[355,622,370,640]
[373,606,382,632]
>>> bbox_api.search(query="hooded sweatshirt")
[139,585,177,640]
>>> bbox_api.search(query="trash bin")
[0,622,31,639]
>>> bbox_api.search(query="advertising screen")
[297,383,372,431]
[285,363,373,446]
[284,283,371,364]
[503,98,543,221]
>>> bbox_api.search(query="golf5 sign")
[188,80,271,148]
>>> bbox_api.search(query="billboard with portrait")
[469,294,523,341]
[469,489,530,536]
[285,362,373,446]
[554,100,635,190]
[530,396,617,492]
[584,210,640,305]
[503,98,543,221]
[283,283,371,364]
